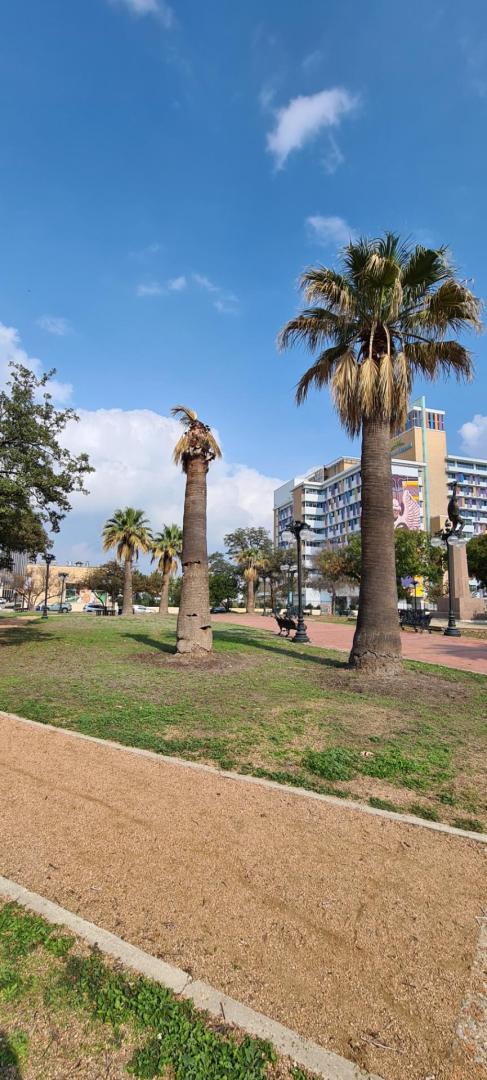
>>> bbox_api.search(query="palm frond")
[405,340,474,380]
[411,279,482,335]
[278,308,358,352]
[401,245,451,291]
[295,343,352,404]
[298,268,357,314]
[331,352,360,434]
[171,405,198,425]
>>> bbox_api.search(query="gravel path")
[214,613,487,675]
[1,713,486,1080]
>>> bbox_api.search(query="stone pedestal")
[437,541,485,620]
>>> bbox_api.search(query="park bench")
[399,609,432,633]
[275,614,297,637]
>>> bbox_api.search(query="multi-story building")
[274,397,487,604]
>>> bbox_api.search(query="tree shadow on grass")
[212,627,348,670]
[123,632,175,654]
[0,627,54,648]
[0,1030,23,1077]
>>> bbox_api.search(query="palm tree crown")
[172,406,221,471]
[152,524,183,573]
[279,234,482,434]
[102,508,153,562]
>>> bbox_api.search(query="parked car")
[210,604,227,614]
[35,602,72,613]
[133,604,148,613]
[83,602,105,614]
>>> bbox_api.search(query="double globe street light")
[281,520,315,644]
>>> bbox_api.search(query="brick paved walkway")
[214,614,487,675]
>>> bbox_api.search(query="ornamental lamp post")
[42,553,56,618]
[431,527,462,637]
[58,572,68,611]
[282,521,314,644]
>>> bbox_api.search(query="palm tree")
[172,406,221,654]
[236,548,262,613]
[102,508,152,615]
[279,234,481,674]
[152,524,183,615]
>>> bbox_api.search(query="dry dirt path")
[214,613,487,675]
[1,714,486,1079]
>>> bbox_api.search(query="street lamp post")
[58,572,68,611]
[42,553,56,618]
[431,526,461,637]
[282,521,314,644]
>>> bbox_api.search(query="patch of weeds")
[0,962,32,1002]
[437,790,456,806]
[58,950,276,1079]
[0,904,73,961]
[241,764,350,798]
[291,1069,314,1080]
[368,797,399,813]
[302,747,357,781]
[452,816,485,834]
[408,803,440,822]
[0,1028,29,1068]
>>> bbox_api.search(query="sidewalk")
[215,613,487,675]
[1,713,486,1080]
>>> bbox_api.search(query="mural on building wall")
[392,475,421,530]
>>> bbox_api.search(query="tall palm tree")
[102,508,152,615]
[151,524,183,615]
[279,234,481,674]
[172,406,221,654]
[236,549,261,613]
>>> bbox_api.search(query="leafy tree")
[0,363,92,561]
[337,531,445,600]
[102,508,152,615]
[279,234,481,674]
[151,524,183,615]
[172,406,221,654]
[168,576,182,608]
[467,533,487,588]
[224,528,272,613]
[312,547,354,614]
[208,553,239,609]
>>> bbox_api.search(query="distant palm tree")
[152,524,183,615]
[279,234,481,674]
[236,548,261,613]
[102,508,152,615]
[172,406,221,654]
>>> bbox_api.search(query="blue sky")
[1,0,487,559]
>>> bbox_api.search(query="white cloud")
[322,134,344,175]
[306,214,356,248]
[59,407,280,561]
[192,272,219,294]
[266,86,357,168]
[193,273,239,314]
[0,321,72,403]
[167,275,187,291]
[136,281,164,297]
[259,84,276,111]
[301,50,323,72]
[109,0,174,27]
[459,415,487,457]
[37,315,72,337]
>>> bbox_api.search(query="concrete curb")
[0,875,383,1080]
[2,710,487,844]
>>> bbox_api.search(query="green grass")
[0,614,486,829]
[0,902,306,1079]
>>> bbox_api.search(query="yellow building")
[25,562,101,611]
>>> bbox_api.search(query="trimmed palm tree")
[152,524,183,615]
[102,508,152,615]
[172,406,221,654]
[236,549,261,613]
[279,234,481,674]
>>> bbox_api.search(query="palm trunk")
[246,576,255,614]
[158,559,171,615]
[349,418,402,673]
[122,556,133,615]
[176,457,212,654]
